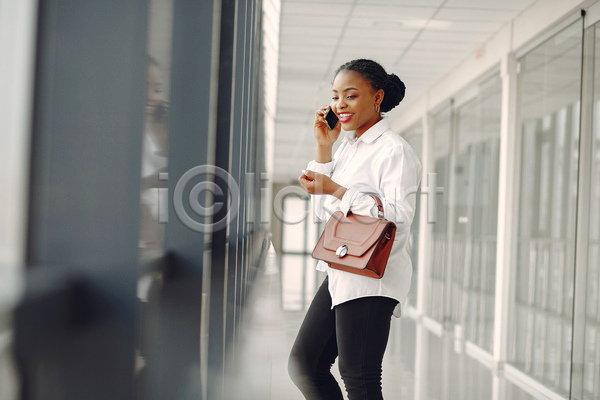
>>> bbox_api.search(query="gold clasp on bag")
[336,245,348,258]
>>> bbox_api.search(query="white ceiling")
[271,0,538,184]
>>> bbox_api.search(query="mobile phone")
[324,108,339,130]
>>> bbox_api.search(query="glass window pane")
[401,121,423,308]
[427,105,452,322]
[281,254,307,311]
[282,196,308,253]
[582,23,600,400]
[280,254,322,311]
[451,75,502,354]
[510,20,583,397]
[138,0,173,261]
[136,2,174,396]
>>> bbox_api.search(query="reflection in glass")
[136,1,174,398]
[396,318,494,399]
[138,0,174,261]
[427,106,451,323]
[139,55,169,260]
[510,20,582,396]
[450,75,501,354]
[504,380,540,399]
[400,122,423,308]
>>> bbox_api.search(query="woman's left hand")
[299,170,347,200]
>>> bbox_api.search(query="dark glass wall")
[14,1,268,399]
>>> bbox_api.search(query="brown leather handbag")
[312,195,396,279]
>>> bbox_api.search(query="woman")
[288,59,422,400]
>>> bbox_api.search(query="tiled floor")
[228,246,543,400]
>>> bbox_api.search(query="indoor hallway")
[229,245,542,400]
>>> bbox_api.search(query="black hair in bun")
[334,59,406,113]
[382,73,405,112]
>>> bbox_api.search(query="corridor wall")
[391,0,600,398]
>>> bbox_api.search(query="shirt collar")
[343,118,390,144]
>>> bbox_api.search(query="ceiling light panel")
[336,38,413,50]
[418,30,491,42]
[435,8,519,22]
[280,14,347,27]
[340,28,419,40]
[443,0,536,10]
[351,4,439,20]
[279,36,336,47]
[284,0,354,4]
[426,20,504,33]
[279,47,334,58]
[413,40,479,52]
[364,0,445,6]
[281,26,344,36]
[282,2,353,16]
[333,52,398,68]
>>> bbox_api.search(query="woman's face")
[146,64,163,116]
[331,70,383,136]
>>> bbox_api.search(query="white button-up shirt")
[306,118,422,317]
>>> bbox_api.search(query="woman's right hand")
[314,105,341,146]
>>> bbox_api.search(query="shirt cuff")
[306,160,333,176]
[339,186,358,216]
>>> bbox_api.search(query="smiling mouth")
[338,113,353,122]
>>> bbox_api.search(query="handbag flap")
[322,211,391,256]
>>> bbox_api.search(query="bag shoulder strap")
[368,194,385,219]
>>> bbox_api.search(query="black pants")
[288,277,398,400]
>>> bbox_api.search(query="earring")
[375,103,380,113]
